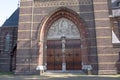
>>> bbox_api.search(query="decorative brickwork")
[93,0,120,74]
[0,0,120,75]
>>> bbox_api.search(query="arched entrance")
[38,8,89,72]
[47,18,81,70]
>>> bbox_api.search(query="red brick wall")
[0,27,17,72]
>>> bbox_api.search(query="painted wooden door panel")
[65,39,81,70]
[47,39,81,70]
[47,40,62,70]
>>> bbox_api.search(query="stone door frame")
[37,7,89,71]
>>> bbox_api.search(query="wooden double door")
[47,39,81,70]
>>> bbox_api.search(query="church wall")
[16,0,39,74]
[16,0,98,74]
[0,0,119,75]
[16,0,120,75]
[34,0,98,74]
[112,48,120,74]
[110,16,120,74]
[0,27,17,72]
[79,1,98,74]
[93,0,120,74]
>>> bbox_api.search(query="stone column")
[61,37,66,71]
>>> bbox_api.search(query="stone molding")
[34,0,92,7]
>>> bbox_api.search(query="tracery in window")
[4,33,11,52]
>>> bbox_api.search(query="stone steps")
[42,70,86,77]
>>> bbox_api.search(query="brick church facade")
[0,0,120,75]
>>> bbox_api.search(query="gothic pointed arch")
[38,7,89,69]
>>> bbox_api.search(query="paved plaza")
[0,73,120,80]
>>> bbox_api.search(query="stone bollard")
[36,66,45,75]
[87,68,92,75]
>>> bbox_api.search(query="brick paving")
[0,73,120,80]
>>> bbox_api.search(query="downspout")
[10,27,15,72]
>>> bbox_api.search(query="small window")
[4,33,11,52]
[117,2,120,7]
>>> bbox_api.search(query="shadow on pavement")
[0,74,120,80]
[41,75,120,80]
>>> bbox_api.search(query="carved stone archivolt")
[47,18,80,39]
